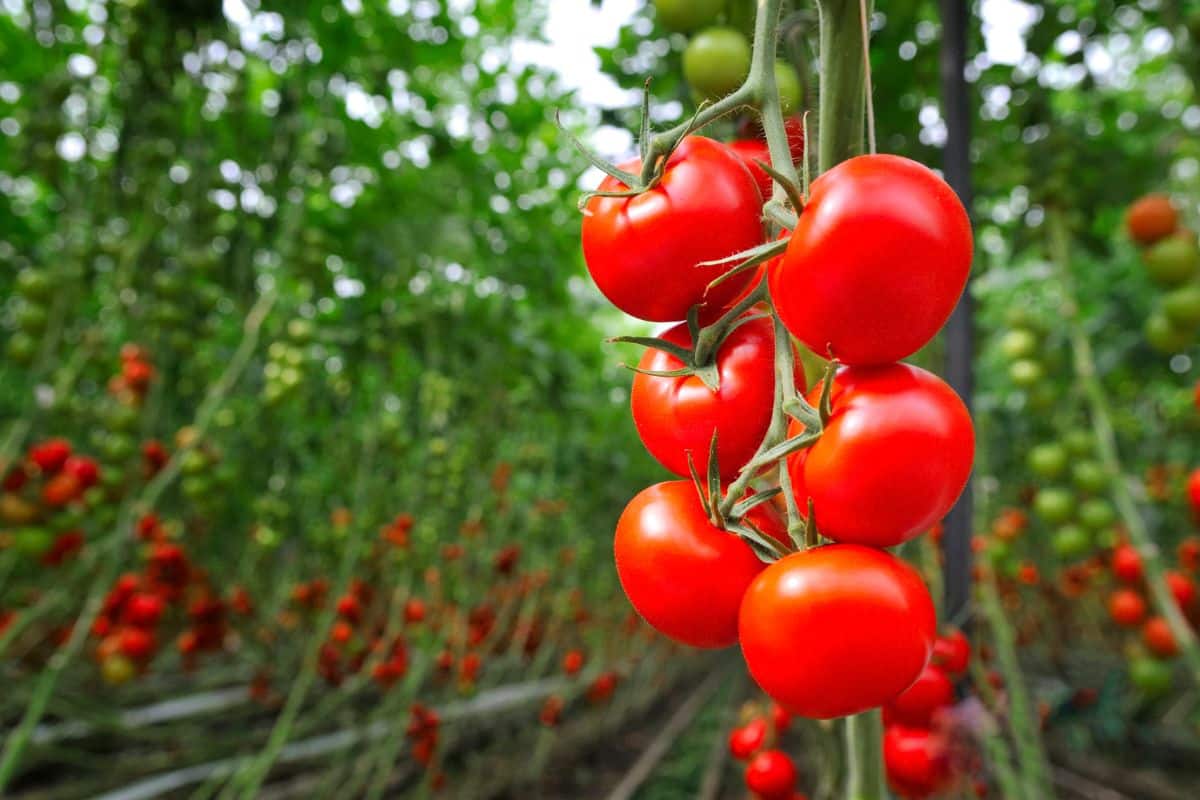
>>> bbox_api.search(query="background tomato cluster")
[2,0,1200,798]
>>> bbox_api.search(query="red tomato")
[1125,194,1178,245]
[62,456,100,489]
[615,481,786,648]
[744,749,797,800]
[1107,589,1147,628]
[1178,536,1200,573]
[728,138,772,199]
[631,315,802,480]
[931,629,971,675]
[1142,616,1179,658]
[728,717,767,760]
[404,598,426,623]
[769,154,971,364]
[118,627,156,661]
[42,473,81,507]
[884,725,953,799]
[29,438,72,473]
[1188,468,1200,523]
[562,649,585,676]
[1167,570,1197,610]
[739,544,936,719]
[786,364,973,547]
[771,702,792,733]
[737,115,807,163]
[1111,544,1143,584]
[582,136,764,322]
[123,593,165,628]
[883,664,955,728]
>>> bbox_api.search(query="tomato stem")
[844,709,887,800]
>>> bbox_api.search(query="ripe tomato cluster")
[1125,194,1200,353]
[583,131,974,722]
[882,629,972,799]
[726,701,805,800]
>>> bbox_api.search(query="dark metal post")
[938,0,974,627]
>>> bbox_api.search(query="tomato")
[1008,358,1044,388]
[1188,468,1200,523]
[1078,498,1114,531]
[42,473,81,508]
[652,0,723,32]
[582,136,764,322]
[770,154,972,365]
[1178,536,1200,572]
[119,627,156,661]
[1071,460,1107,493]
[999,328,1038,360]
[773,61,801,114]
[562,649,584,676]
[738,115,807,163]
[728,717,767,760]
[1144,311,1192,354]
[1032,487,1074,525]
[771,702,792,732]
[744,749,797,800]
[931,629,971,675]
[63,456,100,490]
[1142,232,1200,287]
[631,315,802,480]
[29,438,72,473]
[884,725,952,800]
[1128,656,1173,697]
[1107,589,1147,627]
[615,481,786,648]
[1051,525,1091,560]
[728,138,773,199]
[1163,284,1200,329]
[786,364,973,548]
[883,664,954,728]
[683,28,751,99]
[1111,544,1143,584]
[1027,442,1067,479]
[1142,616,1179,659]
[123,594,165,628]
[1166,570,1197,610]
[739,544,936,719]
[1126,194,1178,245]
[101,654,136,685]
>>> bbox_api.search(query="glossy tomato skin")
[931,629,971,675]
[615,481,785,649]
[884,725,953,799]
[1126,194,1178,246]
[1107,589,1147,628]
[739,544,937,719]
[744,749,797,799]
[631,315,803,480]
[728,717,768,760]
[769,154,972,364]
[1142,616,1179,658]
[1111,544,1143,584]
[883,664,955,728]
[582,136,764,322]
[728,139,772,199]
[1188,467,1200,523]
[787,364,974,547]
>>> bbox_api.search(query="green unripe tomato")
[683,27,751,100]
[1162,283,1200,329]
[652,0,723,33]
[180,449,209,476]
[287,318,315,343]
[1078,498,1115,530]
[181,474,211,499]
[985,538,1012,566]
[1027,442,1068,480]
[1071,460,1108,493]
[106,402,140,433]
[1062,429,1093,457]
[773,61,801,114]
[1052,524,1091,560]
[1008,358,1044,388]
[1144,311,1193,354]
[7,332,37,364]
[1004,306,1041,331]
[16,268,52,302]
[999,328,1038,360]
[1128,657,1172,697]
[1142,233,1200,287]
[1033,487,1075,524]
[15,302,49,334]
[13,527,52,557]
[100,433,135,461]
